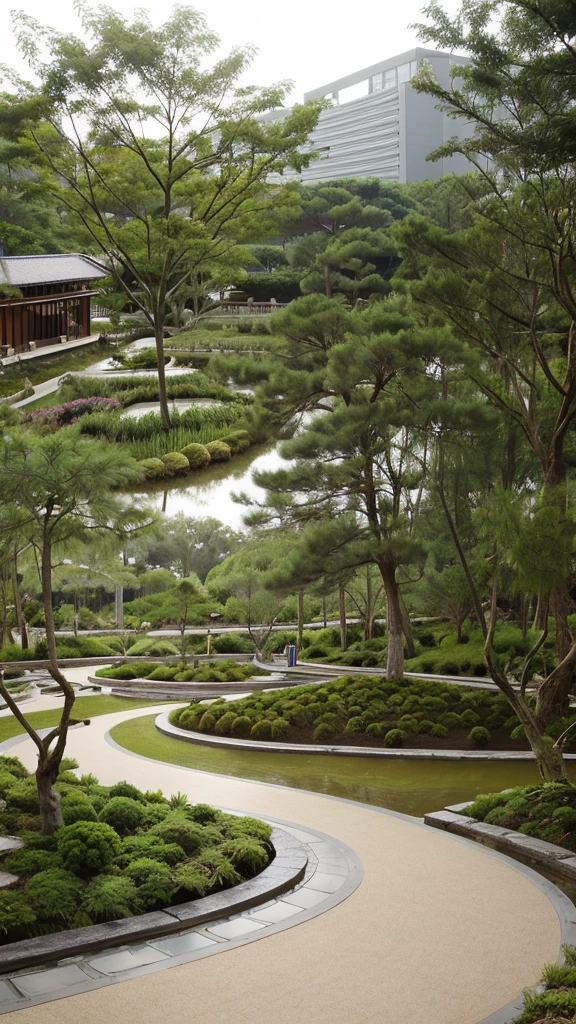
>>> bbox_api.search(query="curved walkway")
[0,704,564,1024]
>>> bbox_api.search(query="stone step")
[0,836,24,856]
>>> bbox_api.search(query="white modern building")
[273,48,477,184]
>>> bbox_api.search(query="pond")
[141,441,288,527]
[111,714,571,817]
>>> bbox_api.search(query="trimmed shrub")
[173,865,209,899]
[25,868,83,924]
[57,821,122,876]
[123,858,176,910]
[161,451,190,476]
[212,632,253,654]
[186,803,222,825]
[204,440,232,462]
[61,793,99,825]
[150,815,204,855]
[384,728,407,748]
[313,721,336,742]
[251,720,273,741]
[430,723,449,738]
[214,712,237,736]
[221,429,250,453]
[120,836,185,867]
[81,875,141,922]
[99,797,145,836]
[222,837,269,874]
[460,709,481,727]
[469,726,491,747]
[109,781,147,803]
[3,848,59,876]
[271,717,290,741]
[0,891,37,936]
[180,442,211,469]
[137,458,166,480]
[231,715,252,738]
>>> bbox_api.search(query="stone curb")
[154,712,576,762]
[425,808,576,883]
[0,827,306,973]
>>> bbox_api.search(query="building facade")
[0,254,108,356]
[273,48,476,184]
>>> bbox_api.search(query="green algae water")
[110,715,575,818]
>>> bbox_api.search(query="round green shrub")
[25,868,83,924]
[204,440,232,462]
[510,724,525,740]
[439,712,462,730]
[179,708,203,730]
[397,715,419,735]
[469,726,491,747]
[0,891,36,936]
[161,451,190,476]
[3,848,59,876]
[345,716,364,734]
[123,858,176,910]
[365,722,385,738]
[430,723,449,738]
[180,442,211,469]
[417,719,435,734]
[173,865,209,899]
[61,793,98,825]
[151,815,204,855]
[6,779,39,813]
[99,797,145,836]
[109,781,147,803]
[222,837,269,875]
[460,709,481,727]
[214,712,237,736]
[57,821,122,876]
[251,720,273,741]
[81,875,141,921]
[313,721,336,742]
[120,836,185,867]
[220,430,250,453]
[437,660,460,675]
[231,715,252,738]
[271,717,290,740]
[137,458,166,480]
[384,728,407,748]
[198,711,216,733]
[186,803,221,825]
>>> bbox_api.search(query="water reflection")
[141,443,287,528]
[112,715,571,818]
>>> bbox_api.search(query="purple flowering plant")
[26,396,121,428]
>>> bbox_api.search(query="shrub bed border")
[154,712,576,762]
[0,826,307,973]
[425,806,576,884]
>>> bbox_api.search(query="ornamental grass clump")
[0,754,273,945]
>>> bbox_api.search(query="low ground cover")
[168,674,531,749]
[464,781,576,851]
[512,945,576,1022]
[95,660,269,683]
[0,754,272,944]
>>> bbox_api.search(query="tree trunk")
[115,585,124,629]
[338,585,347,651]
[323,264,332,300]
[11,550,28,649]
[297,590,304,649]
[400,593,415,659]
[364,568,373,641]
[36,759,63,834]
[322,596,327,629]
[380,560,404,682]
[154,313,171,430]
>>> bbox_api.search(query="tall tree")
[0,431,148,832]
[0,3,323,426]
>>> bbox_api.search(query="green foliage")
[468,726,491,747]
[161,451,190,476]
[251,720,273,741]
[180,442,212,469]
[61,793,99,825]
[384,729,407,748]
[137,457,167,480]
[204,440,232,462]
[0,891,37,935]
[81,875,141,922]
[57,821,122,876]
[150,815,205,855]
[25,868,84,924]
[99,797,145,836]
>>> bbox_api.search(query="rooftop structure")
[271,48,477,184]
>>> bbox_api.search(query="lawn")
[0,340,119,398]
[0,696,165,744]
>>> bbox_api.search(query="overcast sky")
[1,0,462,100]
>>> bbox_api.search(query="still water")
[111,715,566,818]
[141,443,287,528]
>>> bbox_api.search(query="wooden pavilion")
[0,254,109,356]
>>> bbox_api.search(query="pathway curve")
[0,705,564,1024]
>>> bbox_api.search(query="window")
[397,63,411,84]
[410,60,418,77]
[384,68,396,90]
[372,73,383,92]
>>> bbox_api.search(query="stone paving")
[0,702,567,1024]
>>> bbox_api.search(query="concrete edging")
[0,826,307,973]
[154,711,576,762]
[425,807,576,884]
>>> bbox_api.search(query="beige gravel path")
[2,704,561,1024]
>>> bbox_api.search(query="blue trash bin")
[287,644,297,668]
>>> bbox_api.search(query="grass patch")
[465,781,576,851]
[0,696,163,744]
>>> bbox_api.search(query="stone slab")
[12,965,89,997]
[88,946,170,975]
[206,918,266,940]
[500,833,575,860]
[0,837,23,856]
[0,871,19,889]
[282,887,329,910]
[306,872,345,894]
[246,901,302,924]
[0,981,17,1003]
[151,933,217,956]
